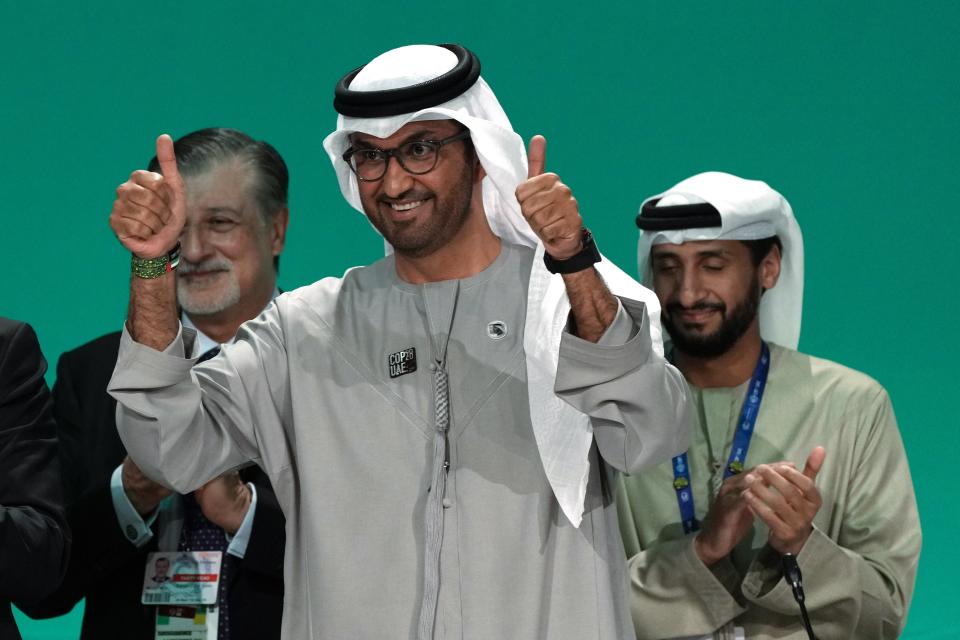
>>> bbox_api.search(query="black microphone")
[781,553,817,640]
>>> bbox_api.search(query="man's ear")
[472,148,486,183]
[271,207,290,256]
[759,243,782,291]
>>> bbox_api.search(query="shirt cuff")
[557,296,653,382]
[741,526,835,614]
[678,534,745,610]
[596,298,637,346]
[225,483,258,559]
[562,298,639,347]
[110,464,158,548]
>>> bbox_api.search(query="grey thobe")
[109,243,690,639]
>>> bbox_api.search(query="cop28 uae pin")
[388,347,417,378]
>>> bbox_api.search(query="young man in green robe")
[618,171,921,639]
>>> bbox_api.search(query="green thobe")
[616,343,920,639]
[109,243,691,639]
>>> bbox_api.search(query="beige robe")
[617,343,920,639]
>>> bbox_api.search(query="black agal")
[333,44,482,118]
[635,198,722,231]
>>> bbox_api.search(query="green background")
[2,1,956,637]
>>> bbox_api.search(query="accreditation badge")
[154,604,219,640]
[142,551,223,606]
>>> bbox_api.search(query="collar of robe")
[333,43,482,117]
[635,198,722,231]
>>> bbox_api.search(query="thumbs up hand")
[515,135,584,260]
[109,134,187,259]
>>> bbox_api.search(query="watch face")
[543,228,600,274]
[578,228,599,257]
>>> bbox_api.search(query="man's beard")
[176,258,241,315]
[367,163,474,259]
[663,279,761,359]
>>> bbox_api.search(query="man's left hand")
[742,447,827,555]
[515,135,583,260]
[194,471,252,535]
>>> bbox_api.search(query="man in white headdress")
[106,43,691,639]
[616,172,921,639]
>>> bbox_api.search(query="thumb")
[527,135,546,178]
[156,134,181,184]
[802,446,827,480]
[155,133,186,227]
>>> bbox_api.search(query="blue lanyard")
[672,342,771,534]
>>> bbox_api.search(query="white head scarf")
[323,44,662,526]
[637,171,803,349]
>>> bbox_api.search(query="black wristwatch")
[542,228,601,274]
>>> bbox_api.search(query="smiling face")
[650,239,780,358]
[176,158,285,317]
[350,119,481,259]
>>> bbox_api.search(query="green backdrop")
[3,1,956,638]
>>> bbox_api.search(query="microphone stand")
[781,553,817,640]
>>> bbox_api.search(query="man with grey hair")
[23,128,289,640]
[147,127,289,327]
[106,46,691,639]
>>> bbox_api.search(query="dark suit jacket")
[22,331,285,640]
[0,319,69,640]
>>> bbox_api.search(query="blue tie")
[178,494,230,639]
[179,345,230,639]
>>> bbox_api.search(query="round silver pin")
[487,321,507,340]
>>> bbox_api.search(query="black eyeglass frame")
[342,130,472,182]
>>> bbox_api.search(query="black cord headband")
[635,198,723,231]
[333,44,482,118]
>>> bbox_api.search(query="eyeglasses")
[342,130,471,182]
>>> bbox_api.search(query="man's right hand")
[122,455,173,516]
[109,134,186,259]
[693,471,754,566]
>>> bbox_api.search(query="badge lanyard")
[672,342,770,534]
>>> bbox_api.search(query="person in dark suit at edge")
[0,318,69,640]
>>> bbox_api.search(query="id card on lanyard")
[672,342,770,534]
[143,551,223,640]
[142,551,222,606]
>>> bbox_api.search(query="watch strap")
[543,228,601,274]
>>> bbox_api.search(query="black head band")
[333,44,481,118]
[635,198,723,231]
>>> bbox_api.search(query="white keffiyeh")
[638,171,804,350]
[322,44,663,527]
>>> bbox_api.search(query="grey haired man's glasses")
[342,130,472,182]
